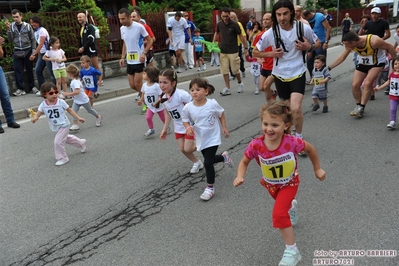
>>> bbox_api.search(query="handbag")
[14,50,26,58]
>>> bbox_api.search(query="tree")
[317,0,361,9]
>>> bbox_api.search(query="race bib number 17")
[259,152,296,184]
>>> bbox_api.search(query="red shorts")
[85,89,94,98]
[174,132,195,140]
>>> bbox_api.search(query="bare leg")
[290,92,304,135]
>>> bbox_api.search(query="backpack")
[272,20,305,66]
[86,10,100,39]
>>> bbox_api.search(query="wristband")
[328,66,332,71]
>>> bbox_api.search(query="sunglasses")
[221,15,229,18]
[47,91,59,95]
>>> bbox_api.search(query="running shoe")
[144,129,155,137]
[278,248,302,266]
[200,187,214,201]
[190,161,204,173]
[222,151,234,168]
[220,87,231,96]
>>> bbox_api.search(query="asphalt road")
[1,45,399,266]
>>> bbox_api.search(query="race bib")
[259,152,296,184]
[250,62,261,76]
[389,77,399,96]
[358,55,374,65]
[127,51,139,61]
[82,75,95,89]
[313,76,324,89]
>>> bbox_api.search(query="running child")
[192,28,206,71]
[31,82,87,166]
[233,101,326,266]
[245,55,261,95]
[63,64,103,131]
[374,56,399,129]
[137,66,166,137]
[43,36,67,99]
[80,55,103,107]
[157,69,204,174]
[182,78,233,201]
[309,55,331,113]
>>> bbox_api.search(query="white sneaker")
[80,139,87,153]
[135,94,141,102]
[58,93,65,99]
[255,87,260,95]
[144,128,155,137]
[31,87,39,94]
[241,71,246,78]
[278,248,302,266]
[200,187,214,201]
[36,91,41,96]
[202,64,206,70]
[198,67,201,72]
[70,124,80,131]
[220,87,231,96]
[96,115,103,127]
[55,157,69,166]
[177,67,183,73]
[238,83,244,93]
[387,121,396,129]
[189,65,193,69]
[222,151,234,168]
[190,161,204,173]
[13,89,26,96]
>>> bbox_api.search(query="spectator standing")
[5,9,38,96]
[341,13,353,44]
[0,36,20,133]
[294,6,309,26]
[29,16,56,94]
[358,7,390,100]
[77,13,101,77]
[246,14,256,45]
[253,0,320,151]
[131,10,156,67]
[183,12,196,69]
[167,11,192,73]
[212,7,248,96]
[359,7,390,40]
[302,10,331,82]
[118,8,153,106]
[323,10,332,26]
[230,12,247,78]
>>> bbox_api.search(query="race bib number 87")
[259,152,296,184]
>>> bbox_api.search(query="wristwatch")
[325,41,329,44]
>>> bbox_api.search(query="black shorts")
[84,51,98,58]
[146,50,154,64]
[261,69,272,78]
[195,51,203,59]
[169,50,176,57]
[273,73,306,100]
[356,63,384,74]
[127,63,145,75]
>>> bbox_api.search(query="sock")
[360,104,365,109]
[356,103,361,106]
[286,243,297,250]
[295,133,303,139]
[207,185,214,190]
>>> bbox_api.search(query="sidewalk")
[1,24,396,122]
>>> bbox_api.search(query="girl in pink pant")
[31,82,87,166]
[137,66,166,137]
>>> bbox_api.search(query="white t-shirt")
[182,98,224,151]
[167,17,188,39]
[38,98,70,132]
[120,21,148,65]
[256,21,318,79]
[34,27,49,54]
[394,33,399,54]
[141,82,164,113]
[70,79,90,105]
[45,49,66,70]
[161,88,192,134]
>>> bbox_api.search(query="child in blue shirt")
[192,28,206,71]
[80,55,103,107]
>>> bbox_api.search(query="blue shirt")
[80,67,102,92]
[192,36,204,52]
[307,12,327,42]
[184,20,196,42]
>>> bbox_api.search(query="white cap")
[371,7,381,14]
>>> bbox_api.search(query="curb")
[3,68,222,122]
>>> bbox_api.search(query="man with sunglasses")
[253,0,320,150]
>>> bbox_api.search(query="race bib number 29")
[259,152,296,184]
